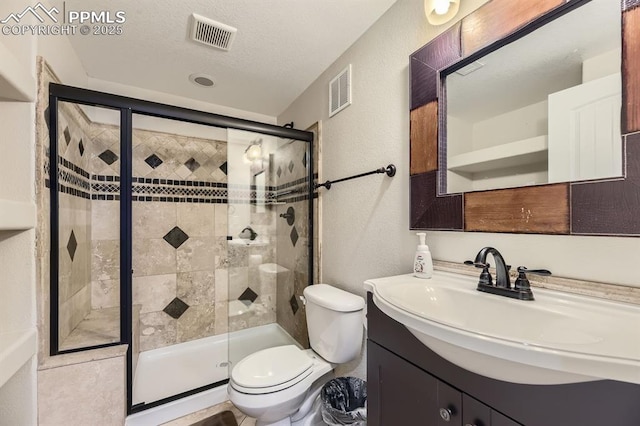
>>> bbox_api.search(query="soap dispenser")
[413,232,433,279]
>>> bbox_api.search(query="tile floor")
[162,400,256,426]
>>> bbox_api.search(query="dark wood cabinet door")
[368,341,439,425]
[437,380,462,426]
[491,411,521,426]
[462,394,490,426]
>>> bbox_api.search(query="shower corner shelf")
[0,41,36,102]
[0,199,36,231]
[0,328,37,389]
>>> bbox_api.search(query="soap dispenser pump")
[413,232,433,279]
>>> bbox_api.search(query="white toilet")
[228,284,365,426]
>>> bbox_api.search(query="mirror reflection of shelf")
[0,200,36,231]
[448,135,548,174]
[0,41,36,102]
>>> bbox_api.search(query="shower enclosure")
[46,82,314,413]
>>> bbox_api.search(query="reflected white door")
[548,73,622,183]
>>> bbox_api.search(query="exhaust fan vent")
[329,65,352,117]
[190,13,237,51]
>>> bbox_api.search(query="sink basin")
[364,271,640,385]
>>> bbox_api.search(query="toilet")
[228,284,365,426]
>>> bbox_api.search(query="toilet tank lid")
[303,284,364,312]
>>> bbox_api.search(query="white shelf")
[0,328,37,388]
[0,41,36,102]
[448,135,548,174]
[0,199,36,231]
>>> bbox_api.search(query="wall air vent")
[190,13,237,51]
[329,65,352,117]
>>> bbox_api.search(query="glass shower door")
[227,129,312,372]
[129,114,229,406]
[53,102,122,353]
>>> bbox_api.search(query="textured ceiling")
[51,0,397,116]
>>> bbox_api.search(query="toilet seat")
[230,345,314,395]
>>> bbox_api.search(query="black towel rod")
[315,164,396,190]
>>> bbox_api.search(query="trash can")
[320,377,367,425]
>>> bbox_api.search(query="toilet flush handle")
[299,295,306,306]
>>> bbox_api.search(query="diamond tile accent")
[145,154,164,169]
[67,230,78,262]
[290,226,299,247]
[184,158,200,172]
[219,162,228,175]
[79,139,85,157]
[163,226,189,249]
[302,152,307,168]
[63,127,71,146]
[163,297,189,319]
[277,166,283,178]
[239,287,258,305]
[99,149,119,166]
[288,160,295,173]
[290,294,299,315]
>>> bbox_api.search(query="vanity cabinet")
[462,395,520,426]
[366,293,640,426]
[368,341,463,425]
[369,342,520,426]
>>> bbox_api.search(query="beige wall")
[279,0,640,378]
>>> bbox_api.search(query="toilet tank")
[303,284,365,364]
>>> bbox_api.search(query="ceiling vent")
[190,13,237,51]
[455,60,485,76]
[329,65,352,117]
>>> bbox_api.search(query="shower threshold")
[132,323,300,410]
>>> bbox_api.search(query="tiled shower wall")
[227,204,278,332]
[274,141,313,348]
[56,101,93,343]
[90,124,234,352]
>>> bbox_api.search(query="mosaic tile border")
[47,158,317,204]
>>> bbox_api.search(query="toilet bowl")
[228,284,365,426]
[228,346,332,425]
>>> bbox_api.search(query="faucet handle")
[516,266,551,276]
[464,260,489,269]
[514,266,551,291]
[464,260,493,286]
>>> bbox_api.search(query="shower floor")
[133,323,300,406]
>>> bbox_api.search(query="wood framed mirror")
[409,0,640,235]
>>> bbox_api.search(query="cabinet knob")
[439,408,452,422]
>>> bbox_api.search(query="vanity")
[364,270,640,426]
[387,0,640,422]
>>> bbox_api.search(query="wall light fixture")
[425,0,460,25]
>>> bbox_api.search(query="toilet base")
[248,374,331,426]
[256,418,292,426]
[291,395,326,426]
[254,396,325,426]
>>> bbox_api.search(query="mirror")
[409,0,640,235]
[444,0,621,194]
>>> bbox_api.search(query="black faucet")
[239,226,258,241]
[465,247,551,301]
